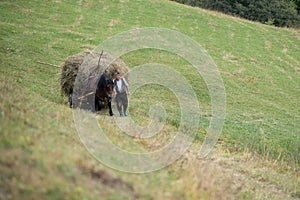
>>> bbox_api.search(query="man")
[114,72,129,116]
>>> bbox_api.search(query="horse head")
[104,78,114,98]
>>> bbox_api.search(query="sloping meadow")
[0,0,299,199]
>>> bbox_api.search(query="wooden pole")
[77,91,95,100]
[37,61,61,69]
[97,50,103,69]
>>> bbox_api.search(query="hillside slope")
[0,0,299,199]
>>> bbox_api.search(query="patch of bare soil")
[76,160,139,199]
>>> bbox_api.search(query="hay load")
[60,51,129,97]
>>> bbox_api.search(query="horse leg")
[108,97,113,116]
[93,96,99,113]
[68,92,73,108]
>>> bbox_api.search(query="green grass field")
[1,0,299,199]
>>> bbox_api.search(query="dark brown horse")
[94,74,114,116]
[70,73,114,116]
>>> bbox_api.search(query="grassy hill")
[0,0,299,199]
